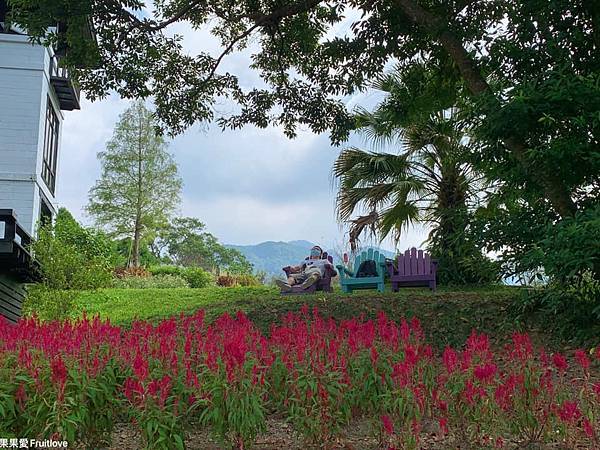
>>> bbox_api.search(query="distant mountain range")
[226,240,394,276]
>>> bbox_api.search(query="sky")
[56,17,430,251]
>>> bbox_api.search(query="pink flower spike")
[381,415,394,435]
[574,349,590,372]
[582,417,595,438]
[557,400,581,424]
[552,353,568,373]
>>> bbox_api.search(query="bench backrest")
[396,247,432,276]
[353,248,385,275]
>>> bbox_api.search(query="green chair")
[336,248,386,293]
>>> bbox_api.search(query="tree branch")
[394,0,577,217]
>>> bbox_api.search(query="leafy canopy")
[8,1,597,218]
[86,100,182,266]
[151,217,254,274]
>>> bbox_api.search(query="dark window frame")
[42,96,59,194]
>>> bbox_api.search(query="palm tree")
[334,75,496,284]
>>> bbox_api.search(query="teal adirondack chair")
[336,249,386,293]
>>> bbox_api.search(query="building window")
[39,192,53,227]
[42,97,59,194]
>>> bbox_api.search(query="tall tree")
[334,98,496,284]
[87,101,182,267]
[149,217,253,274]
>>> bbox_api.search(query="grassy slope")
[73,285,556,351]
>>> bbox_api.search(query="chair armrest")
[385,260,396,277]
[324,264,337,277]
[336,265,354,278]
[377,260,387,277]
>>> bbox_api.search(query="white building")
[0,5,81,237]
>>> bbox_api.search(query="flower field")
[0,308,598,449]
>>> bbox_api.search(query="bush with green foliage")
[182,267,213,288]
[112,274,190,289]
[515,276,600,344]
[25,209,115,320]
[148,266,213,288]
[216,274,261,287]
[22,286,77,322]
[32,209,115,290]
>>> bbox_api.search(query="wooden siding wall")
[0,33,61,236]
[0,273,25,323]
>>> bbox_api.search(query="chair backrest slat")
[424,253,431,275]
[397,254,405,275]
[417,250,424,274]
[353,252,361,272]
[404,249,411,274]
[410,247,417,275]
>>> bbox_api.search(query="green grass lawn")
[73,285,553,351]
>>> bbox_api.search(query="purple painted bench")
[386,247,438,292]
[280,253,336,295]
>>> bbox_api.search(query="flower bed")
[0,308,598,449]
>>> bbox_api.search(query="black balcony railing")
[0,210,38,282]
[49,55,81,110]
[0,210,36,323]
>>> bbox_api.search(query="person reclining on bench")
[276,245,331,292]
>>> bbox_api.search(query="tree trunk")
[131,222,141,268]
[395,0,577,218]
[131,106,145,268]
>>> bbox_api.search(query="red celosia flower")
[574,349,590,372]
[438,417,448,434]
[158,375,171,407]
[381,415,394,435]
[133,352,149,380]
[123,377,144,404]
[442,347,459,374]
[15,383,27,408]
[50,356,68,387]
[147,380,160,396]
[474,363,497,383]
[593,382,600,399]
[582,417,595,438]
[370,346,379,366]
[552,353,568,373]
[557,400,581,424]
[510,333,533,362]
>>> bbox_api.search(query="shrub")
[148,265,180,277]
[216,274,261,287]
[515,276,600,344]
[216,275,236,287]
[114,266,150,278]
[32,209,114,290]
[22,285,77,321]
[235,274,261,287]
[182,267,213,288]
[112,274,190,289]
[148,266,213,288]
